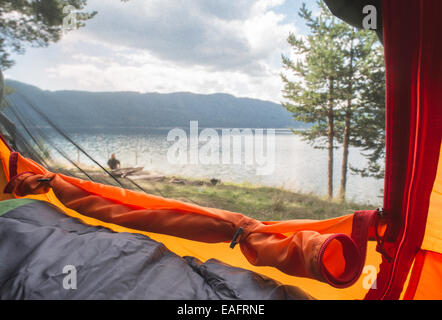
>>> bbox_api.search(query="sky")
[5,0,319,103]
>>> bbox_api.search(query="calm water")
[48,127,384,205]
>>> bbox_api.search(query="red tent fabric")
[366,0,442,299]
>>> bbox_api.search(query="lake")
[48,127,384,205]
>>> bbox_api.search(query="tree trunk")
[339,30,355,202]
[327,77,335,200]
[340,107,351,201]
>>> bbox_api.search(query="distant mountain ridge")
[4,80,305,129]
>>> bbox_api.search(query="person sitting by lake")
[107,154,121,170]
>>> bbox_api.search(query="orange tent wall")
[402,143,442,300]
[403,250,442,300]
[421,143,442,254]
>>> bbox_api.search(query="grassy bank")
[56,167,369,221]
[147,181,367,221]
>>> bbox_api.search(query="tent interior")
[0,0,441,300]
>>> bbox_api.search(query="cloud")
[9,0,303,102]
[71,0,296,73]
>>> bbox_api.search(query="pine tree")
[282,1,385,201]
[336,26,384,201]
[0,0,97,69]
[281,2,346,200]
[347,41,385,181]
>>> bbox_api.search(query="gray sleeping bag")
[0,199,313,300]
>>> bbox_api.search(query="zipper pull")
[375,207,393,262]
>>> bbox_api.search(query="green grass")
[143,180,367,220]
[55,167,370,221]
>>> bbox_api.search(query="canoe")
[110,167,144,178]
